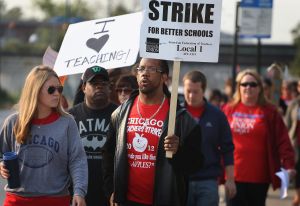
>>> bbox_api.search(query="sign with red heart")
[54,12,142,76]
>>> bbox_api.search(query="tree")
[4,7,22,20]
[0,0,22,21]
[0,0,5,17]
[30,0,98,52]
[111,4,129,16]
[290,22,300,77]
[33,0,96,20]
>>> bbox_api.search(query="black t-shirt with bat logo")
[69,102,118,206]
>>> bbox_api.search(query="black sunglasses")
[116,88,132,94]
[47,86,63,95]
[240,82,258,88]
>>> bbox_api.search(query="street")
[0,109,297,205]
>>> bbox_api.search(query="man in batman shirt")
[69,65,118,206]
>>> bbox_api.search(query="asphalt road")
[0,109,297,205]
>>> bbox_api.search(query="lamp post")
[65,0,70,21]
[232,1,240,94]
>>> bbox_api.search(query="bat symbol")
[81,134,106,151]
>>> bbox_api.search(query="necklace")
[137,95,166,127]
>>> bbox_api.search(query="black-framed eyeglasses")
[116,87,133,94]
[240,82,258,88]
[47,86,63,95]
[136,66,163,74]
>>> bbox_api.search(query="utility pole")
[65,0,70,21]
[257,38,262,74]
[232,1,240,94]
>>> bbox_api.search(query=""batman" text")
[78,118,109,134]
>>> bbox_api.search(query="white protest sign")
[54,12,142,76]
[139,0,222,62]
[43,46,58,68]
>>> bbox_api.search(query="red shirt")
[126,97,169,204]
[227,102,270,183]
[31,112,60,125]
[4,193,70,206]
[186,104,205,120]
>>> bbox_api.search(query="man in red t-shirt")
[103,58,204,206]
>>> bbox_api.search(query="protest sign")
[140,0,222,62]
[43,46,67,85]
[54,12,142,76]
[43,46,58,68]
[139,0,222,157]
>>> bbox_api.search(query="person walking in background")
[69,65,118,206]
[281,80,299,107]
[262,77,287,115]
[208,89,226,108]
[102,58,203,206]
[115,75,138,104]
[73,79,85,106]
[223,69,295,206]
[0,65,87,206]
[284,79,300,206]
[224,78,234,103]
[182,71,236,206]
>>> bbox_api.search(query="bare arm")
[224,165,236,199]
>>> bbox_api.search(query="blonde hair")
[14,65,67,144]
[231,69,268,107]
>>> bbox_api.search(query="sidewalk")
[219,186,295,206]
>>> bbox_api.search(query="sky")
[4,0,300,44]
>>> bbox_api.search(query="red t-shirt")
[227,102,270,183]
[186,104,205,120]
[31,112,60,125]
[126,97,169,204]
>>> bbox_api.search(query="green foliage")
[0,88,17,108]
[290,51,300,77]
[33,0,96,20]
[3,37,48,55]
[4,7,22,20]
[292,23,300,45]
[0,0,5,16]
[0,0,22,20]
[290,22,300,77]
[34,0,56,18]
[111,4,129,16]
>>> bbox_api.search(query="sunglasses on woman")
[116,88,133,94]
[240,82,258,88]
[48,86,63,95]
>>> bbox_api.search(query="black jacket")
[102,90,203,206]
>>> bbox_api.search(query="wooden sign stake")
[166,60,181,158]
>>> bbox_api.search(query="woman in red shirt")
[223,69,295,206]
